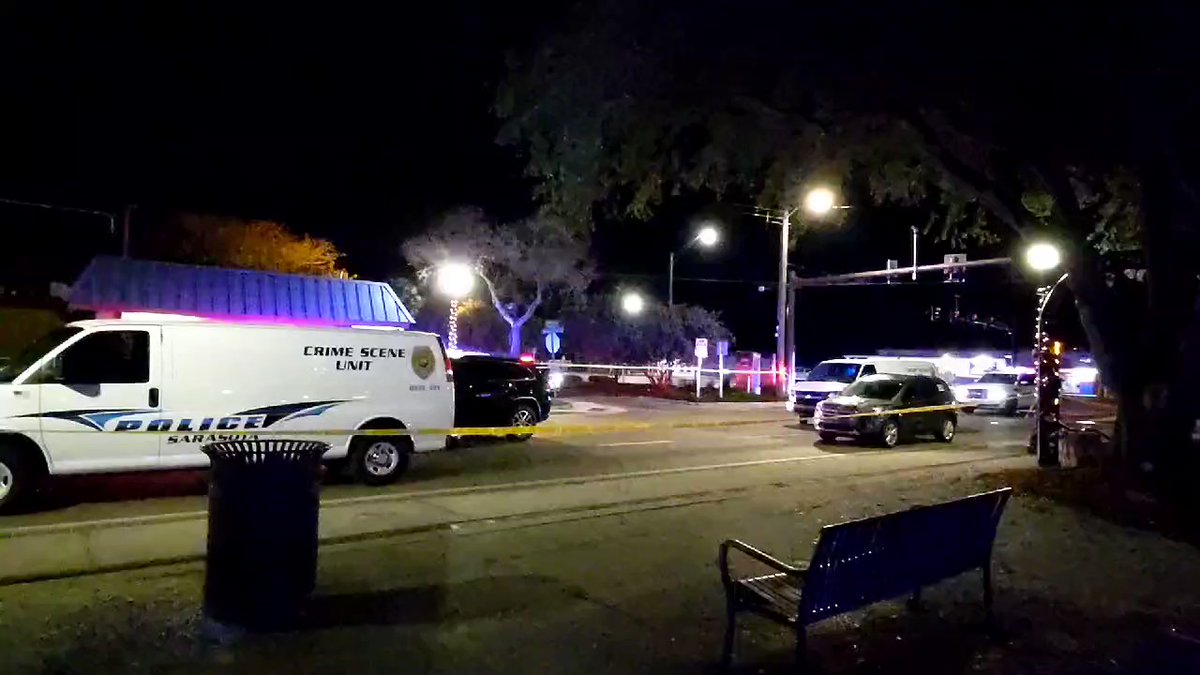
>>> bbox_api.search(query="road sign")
[885,259,900,284]
[542,320,563,335]
[694,338,709,359]
[717,340,729,357]
[544,332,561,356]
[944,253,967,283]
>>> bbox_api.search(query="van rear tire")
[0,444,41,514]
[350,436,411,486]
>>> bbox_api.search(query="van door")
[34,327,162,472]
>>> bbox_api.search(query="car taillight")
[519,353,536,364]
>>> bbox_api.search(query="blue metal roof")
[71,256,414,325]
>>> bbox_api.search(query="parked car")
[790,357,950,420]
[0,318,456,511]
[452,355,552,440]
[814,374,957,448]
[953,371,1036,415]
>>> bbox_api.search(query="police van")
[0,318,455,510]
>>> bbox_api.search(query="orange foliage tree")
[159,213,347,277]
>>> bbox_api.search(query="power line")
[0,196,117,232]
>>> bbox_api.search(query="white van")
[789,357,946,419]
[0,319,455,510]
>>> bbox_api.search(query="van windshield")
[806,362,861,383]
[0,327,81,383]
[978,373,1017,384]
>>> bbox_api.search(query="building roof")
[71,256,414,326]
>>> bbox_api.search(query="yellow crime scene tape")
[40,403,975,438]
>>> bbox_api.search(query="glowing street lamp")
[669,224,721,306]
[769,186,842,394]
[696,225,719,247]
[1025,241,1062,272]
[803,186,837,216]
[435,262,475,350]
[621,291,646,316]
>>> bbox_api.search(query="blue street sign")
[545,331,562,355]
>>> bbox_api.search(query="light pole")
[435,262,475,351]
[668,224,719,307]
[770,186,837,394]
[1026,242,1065,467]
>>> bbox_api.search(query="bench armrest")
[718,539,805,591]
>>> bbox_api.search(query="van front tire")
[350,436,411,486]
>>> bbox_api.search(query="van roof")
[67,318,441,339]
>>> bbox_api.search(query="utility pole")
[911,226,919,281]
[776,209,792,392]
[122,204,136,258]
[668,251,675,307]
[785,270,798,383]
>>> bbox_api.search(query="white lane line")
[0,441,1025,536]
[739,434,795,440]
[0,453,847,536]
[597,440,675,447]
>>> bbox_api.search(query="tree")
[157,213,347,277]
[402,207,591,356]
[564,298,729,387]
[498,2,1200,482]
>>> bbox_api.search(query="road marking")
[597,440,674,447]
[0,443,1024,537]
[0,453,848,537]
[739,434,795,440]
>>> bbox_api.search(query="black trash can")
[201,439,329,631]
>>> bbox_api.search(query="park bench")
[717,487,1011,669]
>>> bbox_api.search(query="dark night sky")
[0,3,1078,360]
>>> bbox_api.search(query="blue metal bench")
[718,487,1011,669]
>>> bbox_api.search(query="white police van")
[0,318,455,510]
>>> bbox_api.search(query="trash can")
[201,439,329,631]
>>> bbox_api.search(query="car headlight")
[987,389,1006,401]
[871,406,886,414]
[547,372,564,390]
[953,386,970,401]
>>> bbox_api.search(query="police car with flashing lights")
[0,319,455,511]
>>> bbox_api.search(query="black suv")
[452,355,552,439]
[813,374,957,448]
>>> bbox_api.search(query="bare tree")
[403,207,591,356]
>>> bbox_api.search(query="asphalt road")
[0,398,1031,531]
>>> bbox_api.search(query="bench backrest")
[798,487,1011,625]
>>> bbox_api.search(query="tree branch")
[478,272,516,326]
[514,283,544,326]
[903,110,1033,235]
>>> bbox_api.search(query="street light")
[803,187,837,217]
[1025,241,1062,272]
[621,291,646,316]
[435,262,475,350]
[1025,241,1066,467]
[770,186,842,395]
[668,224,720,306]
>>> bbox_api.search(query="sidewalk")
[1,463,1198,673]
